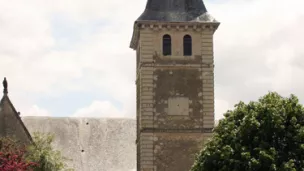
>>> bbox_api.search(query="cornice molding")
[130,21,220,50]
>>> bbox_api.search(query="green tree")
[26,132,74,171]
[192,92,304,171]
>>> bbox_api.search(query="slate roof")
[22,117,136,171]
[136,0,216,22]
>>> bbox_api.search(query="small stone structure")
[130,0,220,170]
[0,77,32,145]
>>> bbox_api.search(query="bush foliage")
[0,137,37,171]
[26,132,73,171]
[192,92,304,171]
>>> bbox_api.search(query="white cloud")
[209,0,304,118]
[21,105,51,117]
[0,0,53,56]
[71,101,129,118]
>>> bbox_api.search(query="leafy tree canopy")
[192,92,304,171]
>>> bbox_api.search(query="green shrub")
[26,132,74,171]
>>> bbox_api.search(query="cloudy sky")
[0,0,303,120]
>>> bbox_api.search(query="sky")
[0,0,303,120]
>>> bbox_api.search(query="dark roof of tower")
[136,0,214,22]
[130,0,219,49]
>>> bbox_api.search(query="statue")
[3,77,7,94]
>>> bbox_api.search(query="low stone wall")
[22,116,136,171]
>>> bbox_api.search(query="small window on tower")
[183,35,192,56]
[163,34,172,56]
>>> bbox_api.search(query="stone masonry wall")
[201,29,215,139]
[154,69,203,129]
[138,28,155,171]
[154,133,204,171]
[137,24,216,171]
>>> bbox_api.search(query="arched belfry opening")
[163,34,172,56]
[183,35,192,56]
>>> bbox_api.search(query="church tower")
[130,0,219,170]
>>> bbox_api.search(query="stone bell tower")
[130,0,220,170]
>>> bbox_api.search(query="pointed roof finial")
[3,77,8,95]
